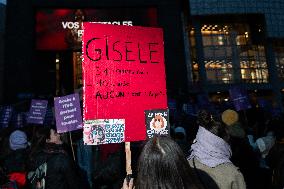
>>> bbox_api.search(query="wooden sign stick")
[69,131,76,161]
[125,142,132,180]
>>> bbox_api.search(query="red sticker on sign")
[82,23,167,141]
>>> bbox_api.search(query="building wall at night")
[0,3,5,103]
[190,0,284,38]
[186,0,284,109]
[4,0,284,109]
[4,0,187,102]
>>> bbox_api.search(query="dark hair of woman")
[197,110,230,142]
[135,136,200,189]
[29,127,51,160]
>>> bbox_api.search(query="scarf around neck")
[44,143,66,155]
[189,126,232,168]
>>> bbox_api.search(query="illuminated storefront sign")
[36,8,158,50]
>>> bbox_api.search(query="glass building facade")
[186,0,284,109]
[191,22,269,84]
[3,0,284,109]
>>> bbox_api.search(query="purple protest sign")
[0,106,14,128]
[54,93,83,133]
[229,87,251,111]
[27,100,48,124]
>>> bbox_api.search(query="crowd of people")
[0,96,284,189]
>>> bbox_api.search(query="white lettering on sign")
[62,102,73,108]
[61,119,78,126]
[59,98,72,104]
[64,21,134,38]
[62,22,80,29]
[90,21,133,26]
[59,108,77,115]
[62,21,133,30]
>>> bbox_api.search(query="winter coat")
[267,140,284,189]
[188,126,246,189]
[2,149,28,188]
[189,158,246,189]
[2,149,28,174]
[28,143,79,189]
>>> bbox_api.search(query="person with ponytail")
[188,110,246,189]
[122,136,216,189]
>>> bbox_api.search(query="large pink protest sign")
[82,23,167,142]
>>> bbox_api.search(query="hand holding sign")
[125,142,132,175]
[82,24,167,189]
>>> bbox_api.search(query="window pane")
[195,23,268,84]
[274,47,284,81]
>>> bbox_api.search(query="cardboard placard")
[0,106,13,128]
[83,119,125,145]
[82,23,167,141]
[229,87,251,111]
[145,109,170,139]
[27,100,48,124]
[54,93,83,133]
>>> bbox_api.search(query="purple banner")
[27,100,48,124]
[229,87,251,111]
[0,106,14,128]
[54,93,83,133]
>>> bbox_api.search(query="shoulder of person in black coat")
[3,149,29,173]
[28,144,80,189]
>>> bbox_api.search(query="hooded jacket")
[188,126,246,189]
